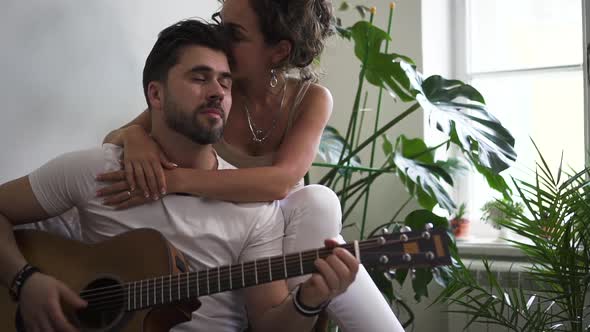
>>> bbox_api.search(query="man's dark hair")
[142,19,233,108]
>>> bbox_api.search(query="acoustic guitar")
[0,226,451,331]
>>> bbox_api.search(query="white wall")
[0,1,220,183]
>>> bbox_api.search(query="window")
[453,0,585,240]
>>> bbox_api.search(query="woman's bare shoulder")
[300,82,333,112]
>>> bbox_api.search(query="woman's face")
[220,0,273,80]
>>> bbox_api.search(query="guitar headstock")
[359,224,452,275]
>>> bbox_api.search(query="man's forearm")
[0,216,27,288]
[253,294,317,332]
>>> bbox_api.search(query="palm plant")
[434,144,590,331]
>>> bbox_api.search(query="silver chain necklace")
[243,78,288,144]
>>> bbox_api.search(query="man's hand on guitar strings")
[20,273,87,332]
[298,238,359,308]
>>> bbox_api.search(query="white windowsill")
[455,238,526,259]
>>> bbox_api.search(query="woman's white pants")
[280,185,404,332]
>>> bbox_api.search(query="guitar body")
[0,228,200,332]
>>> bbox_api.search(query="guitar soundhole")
[75,277,125,331]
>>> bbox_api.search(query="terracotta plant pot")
[450,217,470,239]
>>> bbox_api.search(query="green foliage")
[387,135,460,212]
[318,17,515,215]
[480,197,525,229]
[453,203,467,220]
[317,2,517,327]
[434,149,590,331]
[318,126,362,175]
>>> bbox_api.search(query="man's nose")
[206,80,225,100]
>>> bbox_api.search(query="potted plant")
[450,203,470,240]
[311,1,517,324]
[480,197,524,240]
[309,1,519,328]
[434,146,590,331]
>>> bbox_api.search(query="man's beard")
[163,96,225,145]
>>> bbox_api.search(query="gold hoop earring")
[270,69,278,88]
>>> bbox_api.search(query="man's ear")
[271,39,292,67]
[147,81,164,111]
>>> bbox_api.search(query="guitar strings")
[77,235,432,311]
[76,235,437,313]
[78,239,382,302]
[78,238,381,298]
[78,234,432,311]
[79,251,370,314]
[82,250,436,315]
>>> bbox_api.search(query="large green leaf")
[400,62,517,173]
[367,269,395,304]
[412,267,433,301]
[386,135,458,212]
[350,21,416,101]
[317,126,361,174]
[471,157,512,198]
[403,209,449,230]
[350,21,515,178]
[350,21,390,62]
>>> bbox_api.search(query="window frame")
[450,0,587,242]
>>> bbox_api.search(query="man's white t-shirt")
[28,144,285,332]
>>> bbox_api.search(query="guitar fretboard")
[120,240,366,312]
[77,230,450,314]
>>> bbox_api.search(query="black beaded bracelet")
[292,285,330,317]
[9,264,40,302]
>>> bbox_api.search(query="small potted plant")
[450,203,470,240]
[480,197,524,240]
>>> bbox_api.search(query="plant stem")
[360,3,395,239]
[354,91,369,149]
[319,102,420,185]
[336,174,373,196]
[389,196,413,224]
[336,162,394,197]
[312,162,395,173]
[343,181,372,222]
[339,12,376,211]
[342,160,394,222]
[329,13,375,188]
[408,139,451,160]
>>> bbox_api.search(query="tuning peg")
[421,231,431,240]
[379,255,389,265]
[381,227,390,235]
[402,253,412,263]
[400,226,412,233]
[425,251,435,261]
[383,268,397,281]
[425,223,434,230]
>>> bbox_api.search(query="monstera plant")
[310,2,517,327]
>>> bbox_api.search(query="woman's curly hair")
[219,0,334,81]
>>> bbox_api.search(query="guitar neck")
[82,229,451,313]
[119,240,368,312]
